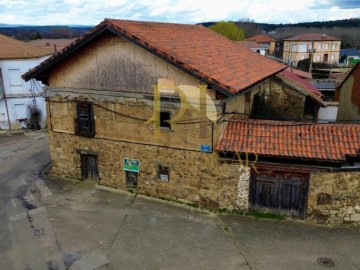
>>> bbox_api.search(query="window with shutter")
[75,102,95,137]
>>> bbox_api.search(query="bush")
[26,104,42,130]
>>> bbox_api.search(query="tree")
[237,18,263,38]
[209,21,245,41]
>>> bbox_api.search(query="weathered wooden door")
[249,169,309,218]
[81,154,99,180]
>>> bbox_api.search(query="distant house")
[246,34,275,55]
[27,39,76,54]
[236,41,267,55]
[283,33,341,67]
[0,34,52,130]
[339,48,360,67]
[336,63,360,122]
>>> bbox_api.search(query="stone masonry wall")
[307,171,360,225]
[49,131,250,211]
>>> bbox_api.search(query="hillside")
[0,25,92,40]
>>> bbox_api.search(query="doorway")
[80,154,99,180]
[249,169,309,218]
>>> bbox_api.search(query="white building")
[0,34,52,130]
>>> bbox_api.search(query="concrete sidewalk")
[39,176,360,270]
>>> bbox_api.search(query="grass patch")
[247,210,285,220]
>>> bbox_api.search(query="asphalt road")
[1,131,360,270]
[0,131,64,270]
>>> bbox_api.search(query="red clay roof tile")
[216,119,360,162]
[0,34,52,59]
[23,19,285,94]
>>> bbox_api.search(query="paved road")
[0,131,64,270]
[1,131,360,270]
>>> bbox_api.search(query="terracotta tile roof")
[236,41,266,49]
[285,67,312,79]
[216,119,360,162]
[27,39,76,54]
[275,70,325,106]
[247,34,275,43]
[0,34,53,59]
[22,19,285,95]
[284,33,340,41]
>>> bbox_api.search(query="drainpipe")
[309,40,314,74]
[0,69,11,131]
[3,91,11,131]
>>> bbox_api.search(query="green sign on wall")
[123,158,140,173]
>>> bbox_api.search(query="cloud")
[0,0,359,25]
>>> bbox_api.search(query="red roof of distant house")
[285,67,312,79]
[216,119,360,162]
[247,34,275,43]
[22,19,285,95]
[0,34,52,59]
[236,41,266,49]
[27,39,76,53]
[276,70,325,106]
[284,33,340,41]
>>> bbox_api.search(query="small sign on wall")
[201,144,211,153]
[123,158,141,173]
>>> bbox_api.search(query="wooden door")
[81,154,99,180]
[249,169,309,218]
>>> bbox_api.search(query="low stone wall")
[49,131,250,211]
[307,171,360,225]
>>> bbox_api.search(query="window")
[160,111,171,129]
[325,43,329,50]
[299,44,307,53]
[332,43,336,50]
[75,102,95,137]
[126,171,138,188]
[291,43,297,52]
[331,54,335,60]
[316,55,321,61]
[317,43,322,50]
[8,69,22,86]
[157,165,170,182]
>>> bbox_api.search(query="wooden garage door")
[249,169,309,218]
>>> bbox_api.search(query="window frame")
[75,102,95,137]
[157,164,170,182]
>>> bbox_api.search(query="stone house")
[336,63,360,122]
[0,34,52,130]
[24,19,360,226]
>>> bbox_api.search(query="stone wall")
[307,171,360,225]
[251,79,306,120]
[48,131,250,211]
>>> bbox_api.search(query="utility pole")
[309,40,314,74]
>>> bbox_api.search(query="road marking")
[11,198,16,207]
[9,207,46,221]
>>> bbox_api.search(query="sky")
[0,0,359,26]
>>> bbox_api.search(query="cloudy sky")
[0,0,359,25]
